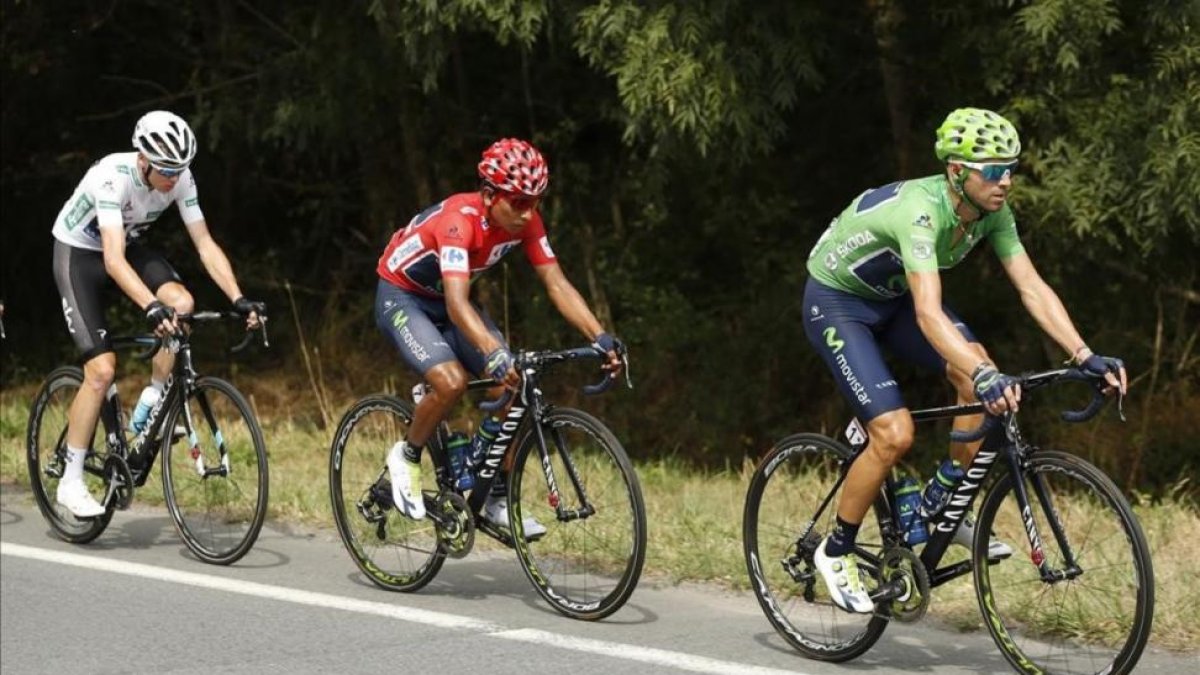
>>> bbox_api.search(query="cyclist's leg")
[52,241,113,517]
[804,279,912,611]
[125,245,189,416]
[882,301,1011,555]
[375,281,466,517]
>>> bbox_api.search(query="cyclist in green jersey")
[803,107,1128,613]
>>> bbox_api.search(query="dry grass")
[1,383,1196,651]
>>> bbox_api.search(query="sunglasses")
[957,160,1018,182]
[502,193,541,211]
[153,165,186,178]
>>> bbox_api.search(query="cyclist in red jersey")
[374,138,623,532]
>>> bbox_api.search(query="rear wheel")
[162,377,268,565]
[329,395,445,591]
[974,450,1154,675]
[26,366,114,543]
[743,433,889,661]
[509,407,646,620]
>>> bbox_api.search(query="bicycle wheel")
[329,395,445,592]
[509,407,646,620]
[974,450,1154,675]
[25,366,115,543]
[161,376,268,565]
[743,433,889,662]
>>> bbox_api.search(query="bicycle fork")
[532,422,594,522]
[1002,444,1081,583]
[182,391,231,479]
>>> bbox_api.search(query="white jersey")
[51,152,205,251]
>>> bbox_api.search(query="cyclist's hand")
[233,296,266,330]
[973,363,1021,415]
[145,300,177,337]
[593,332,625,378]
[485,347,519,389]
[1080,352,1127,395]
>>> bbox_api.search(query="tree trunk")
[867,0,916,177]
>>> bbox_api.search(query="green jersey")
[806,175,1025,300]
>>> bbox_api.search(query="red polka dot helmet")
[477,138,549,196]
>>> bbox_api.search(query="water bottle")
[895,477,928,545]
[920,458,966,520]
[446,432,475,491]
[470,415,503,467]
[129,385,161,436]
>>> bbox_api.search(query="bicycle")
[742,367,1153,675]
[26,311,271,565]
[329,344,646,621]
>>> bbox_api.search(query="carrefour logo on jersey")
[835,231,877,258]
[441,246,470,273]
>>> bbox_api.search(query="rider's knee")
[427,364,468,400]
[158,284,194,315]
[866,412,914,465]
[83,353,117,391]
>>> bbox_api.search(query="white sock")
[64,445,87,483]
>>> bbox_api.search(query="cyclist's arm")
[185,219,245,304]
[100,225,158,310]
[533,262,605,341]
[443,275,504,357]
[1000,252,1088,359]
[908,270,991,375]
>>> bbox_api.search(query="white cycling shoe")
[56,479,105,518]
[952,514,1014,559]
[483,495,547,538]
[386,442,425,520]
[813,538,875,613]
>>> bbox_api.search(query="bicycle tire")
[743,432,889,662]
[25,366,115,543]
[329,395,445,592]
[509,407,646,620]
[161,376,269,565]
[974,450,1154,675]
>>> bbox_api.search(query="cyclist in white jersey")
[50,110,263,518]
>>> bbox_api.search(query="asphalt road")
[1,484,1193,674]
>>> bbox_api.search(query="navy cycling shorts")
[802,277,978,422]
[374,279,506,377]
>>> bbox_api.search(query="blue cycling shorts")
[802,277,978,422]
[375,280,506,377]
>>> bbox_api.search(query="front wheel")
[742,433,889,662]
[26,366,115,543]
[329,395,445,592]
[509,407,646,620]
[974,450,1154,675]
[162,377,269,565]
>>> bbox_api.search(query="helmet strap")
[947,164,985,221]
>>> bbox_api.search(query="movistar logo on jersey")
[392,310,408,329]
[824,327,845,353]
[835,231,877,258]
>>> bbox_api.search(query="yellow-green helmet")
[934,107,1021,162]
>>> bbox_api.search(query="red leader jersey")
[377,192,557,297]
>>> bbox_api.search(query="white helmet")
[131,110,197,170]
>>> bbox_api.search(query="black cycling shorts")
[52,239,183,360]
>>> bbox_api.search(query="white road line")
[494,628,805,675]
[2,542,807,675]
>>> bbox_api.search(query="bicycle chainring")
[103,453,135,510]
[432,490,475,559]
[881,547,930,623]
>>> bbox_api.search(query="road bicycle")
[743,367,1153,675]
[329,344,646,620]
[26,311,270,565]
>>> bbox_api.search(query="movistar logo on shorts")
[392,310,408,329]
[823,327,845,353]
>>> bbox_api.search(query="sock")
[489,472,507,500]
[64,445,87,483]
[826,516,861,557]
[402,441,423,464]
